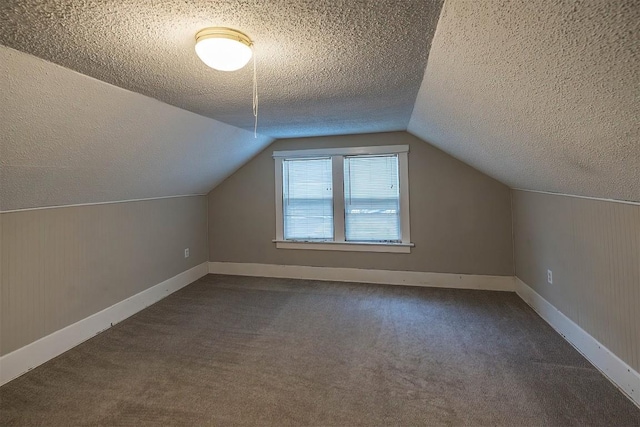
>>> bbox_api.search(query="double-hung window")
[273,145,413,253]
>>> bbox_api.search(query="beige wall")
[0,196,208,355]
[208,132,513,276]
[512,190,640,372]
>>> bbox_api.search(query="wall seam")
[1,194,208,214]
[512,188,640,206]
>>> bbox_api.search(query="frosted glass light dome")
[195,28,253,72]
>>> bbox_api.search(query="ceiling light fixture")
[195,27,253,72]
[194,27,259,137]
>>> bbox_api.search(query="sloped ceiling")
[0,46,273,211]
[2,0,638,209]
[408,0,640,202]
[0,0,443,138]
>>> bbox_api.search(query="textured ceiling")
[0,0,443,139]
[3,0,637,208]
[0,46,273,211]
[408,0,640,202]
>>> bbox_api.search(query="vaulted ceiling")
[0,0,443,138]
[1,0,639,211]
[408,0,640,203]
[0,46,273,211]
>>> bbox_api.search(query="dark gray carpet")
[1,274,639,426]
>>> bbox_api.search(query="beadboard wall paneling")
[512,190,640,372]
[0,196,208,355]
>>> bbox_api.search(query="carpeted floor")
[1,274,639,426]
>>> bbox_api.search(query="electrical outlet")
[547,269,553,284]
[184,248,190,258]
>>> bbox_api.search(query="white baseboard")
[208,262,515,292]
[5,262,636,408]
[515,277,640,408]
[0,262,209,386]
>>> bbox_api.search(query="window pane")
[344,155,400,242]
[283,158,333,240]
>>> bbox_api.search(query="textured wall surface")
[0,0,443,138]
[0,196,208,355]
[208,132,514,276]
[409,0,640,202]
[0,46,273,211]
[512,190,640,372]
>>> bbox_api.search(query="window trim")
[273,145,412,253]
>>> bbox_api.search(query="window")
[344,155,400,242]
[282,157,333,240]
[273,145,412,253]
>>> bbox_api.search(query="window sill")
[272,240,414,253]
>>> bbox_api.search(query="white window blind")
[282,158,333,240]
[344,155,400,242]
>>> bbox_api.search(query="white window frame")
[273,145,413,253]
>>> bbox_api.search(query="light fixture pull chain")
[252,51,259,138]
